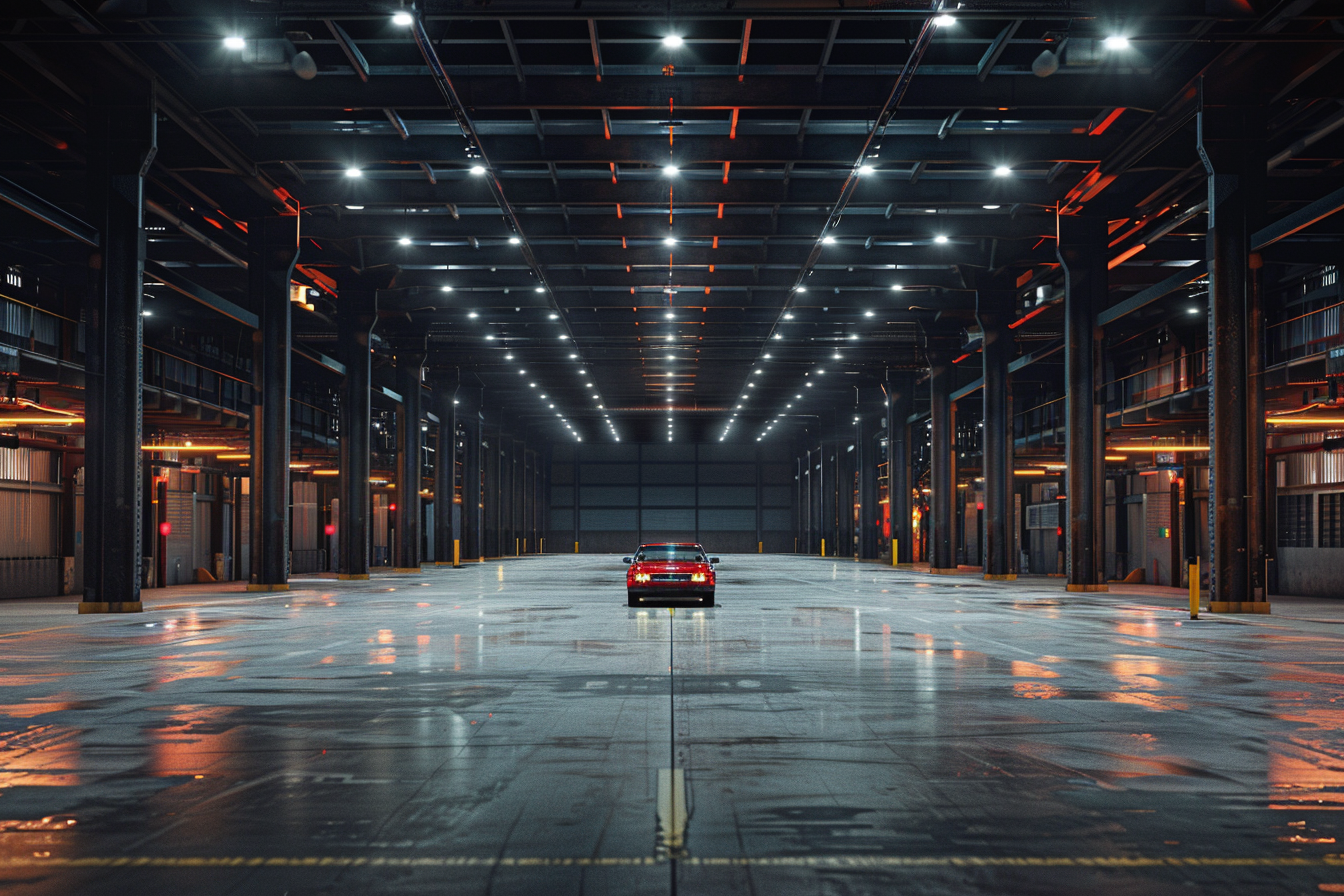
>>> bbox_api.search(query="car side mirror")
[622,557,632,564]
[710,557,721,564]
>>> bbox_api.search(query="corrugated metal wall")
[1279,449,1344,488]
[0,445,62,599]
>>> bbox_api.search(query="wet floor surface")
[2,556,1344,894]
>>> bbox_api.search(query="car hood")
[630,561,711,572]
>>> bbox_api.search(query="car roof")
[639,543,702,548]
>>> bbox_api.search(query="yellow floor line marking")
[2,855,1342,870]
[656,768,687,854]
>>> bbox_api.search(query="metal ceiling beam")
[0,173,97,245]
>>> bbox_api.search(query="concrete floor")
[1,555,1343,895]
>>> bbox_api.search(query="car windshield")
[635,547,706,563]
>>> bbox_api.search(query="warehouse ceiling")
[2,1,1344,444]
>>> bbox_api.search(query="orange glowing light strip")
[141,444,235,452]
[1104,454,1126,461]
[311,470,339,476]
[1267,416,1344,426]
[1107,242,1146,270]
[1110,445,1210,453]
[216,453,251,460]
[1008,304,1051,330]
[0,415,83,425]
[1014,470,1047,476]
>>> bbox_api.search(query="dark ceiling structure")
[2,0,1344,449]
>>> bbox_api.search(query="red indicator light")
[324,524,336,536]
[389,503,397,513]
[1056,526,1063,537]
[159,521,172,537]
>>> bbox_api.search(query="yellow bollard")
[1189,559,1199,619]
[892,538,898,566]
[820,538,826,558]
[540,537,545,554]
[758,541,763,553]
[515,537,520,556]
[453,539,460,568]
[574,541,579,554]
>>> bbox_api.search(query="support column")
[978,289,1016,580]
[857,400,881,560]
[391,336,427,571]
[888,373,915,564]
[1199,101,1268,612]
[430,369,459,567]
[460,396,483,561]
[334,267,394,580]
[929,349,956,572]
[81,78,156,614]
[1058,215,1108,592]
[248,215,300,591]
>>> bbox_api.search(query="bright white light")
[223,36,246,50]
[344,204,364,210]
[891,284,904,291]
[505,353,513,359]
[934,235,949,244]
[664,237,677,246]
[663,165,679,177]
[821,235,836,245]
[665,312,675,319]
[993,166,1012,177]
[784,312,794,319]
[849,333,859,340]
[470,165,487,176]
[864,310,874,317]
[1188,307,1200,315]
[983,204,1001,210]
[485,335,495,341]
[663,35,684,48]
[398,236,411,246]
[508,236,521,245]
[772,333,782,340]
[549,313,558,319]
[933,14,956,27]
[142,310,152,317]
[796,287,807,293]
[535,287,545,293]
[468,312,478,319]
[859,165,875,175]
[441,285,453,292]
[1104,35,1130,50]
[392,11,414,26]
[344,167,363,178]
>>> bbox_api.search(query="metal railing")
[1103,349,1207,414]
[1266,299,1342,368]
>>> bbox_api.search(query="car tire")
[702,593,715,608]
[627,592,639,607]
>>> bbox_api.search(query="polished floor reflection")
[1,556,1343,894]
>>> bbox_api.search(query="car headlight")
[634,573,651,583]
[691,573,706,583]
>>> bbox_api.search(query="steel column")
[978,289,1016,580]
[81,79,156,614]
[392,337,427,570]
[1058,215,1107,592]
[857,402,881,560]
[929,350,956,571]
[461,397,483,561]
[248,215,300,590]
[334,268,393,580]
[431,372,459,566]
[888,374,915,564]
[1198,102,1266,611]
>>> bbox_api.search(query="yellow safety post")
[892,539,898,566]
[758,541,763,553]
[453,538,460,568]
[820,538,826,557]
[574,541,579,554]
[515,537,520,556]
[1189,558,1199,619]
[540,537,545,553]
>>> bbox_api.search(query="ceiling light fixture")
[344,167,363,178]
[993,166,1012,177]
[933,14,957,27]
[663,35,684,48]
[1104,35,1130,50]
[223,36,246,50]
[392,11,414,26]
[470,165,487,176]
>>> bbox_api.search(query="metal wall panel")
[0,489,58,557]
[1283,449,1344,488]
[698,508,755,531]
[579,485,639,506]
[640,464,695,485]
[697,464,755,485]
[0,446,57,483]
[698,486,755,507]
[292,481,318,552]
[581,508,637,531]
[642,486,695,506]
[164,490,194,585]
[642,508,695,530]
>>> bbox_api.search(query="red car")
[623,543,719,608]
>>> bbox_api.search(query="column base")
[78,601,143,614]
[984,574,1017,581]
[246,584,290,592]
[1066,584,1109,592]
[1209,601,1271,614]
[929,567,962,575]
[392,567,423,573]
[337,574,370,580]
[433,561,454,566]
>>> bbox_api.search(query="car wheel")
[702,593,715,608]
[627,592,639,607]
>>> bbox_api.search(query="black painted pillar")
[978,289,1016,580]
[929,349,956,572]
[857,399,881,560]
[430,368,459,566]
[888,373,915,564]
[334,267,394,580]
[81,78,156,613]
[392,336,427,570]
[248,215,300,590]
[1198,100,1266,611]
[1058,215,1108,593]
[460,395,483,561]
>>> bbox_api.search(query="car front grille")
[651,573,692,582]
